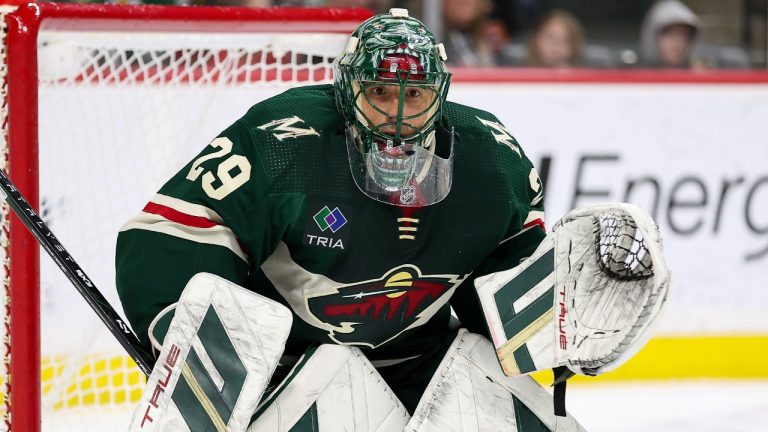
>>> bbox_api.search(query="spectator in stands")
[443,0,514,67]
[488,0,544,40]
[639,0,703,68]
[526,9,584,68]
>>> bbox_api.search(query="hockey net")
[0,3,368,431]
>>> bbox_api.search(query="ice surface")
[42,380,768,431]
[565,380,768,432]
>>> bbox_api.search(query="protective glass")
[345,127,453,207]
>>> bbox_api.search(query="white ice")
[565,380,768,432]
[42,380,768,431]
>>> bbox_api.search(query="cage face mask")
[334,8,453,207]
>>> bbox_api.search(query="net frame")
[0,3,369,431]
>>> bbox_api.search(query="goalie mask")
[334,8,453,207]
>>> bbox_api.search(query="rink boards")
[36,72,768,394]
[448,73,768,381]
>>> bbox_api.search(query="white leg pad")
[248,344,411,432]
[406,329,587,432]
[127,272,292,432]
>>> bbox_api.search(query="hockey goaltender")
[115,8,670,432]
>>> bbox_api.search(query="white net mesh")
[38,31,343,85]
[1,12,349,431]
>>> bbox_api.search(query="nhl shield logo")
[306,265,465,348]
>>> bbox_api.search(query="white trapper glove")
[475,202,671,378]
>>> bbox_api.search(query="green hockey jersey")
[116,84,546,364]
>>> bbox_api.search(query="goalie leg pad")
[247,344,411,432]
[406,329,587,432]
[127,272,293,432]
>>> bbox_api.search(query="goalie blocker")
[475,203,671,382]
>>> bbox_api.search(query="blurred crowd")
[65,0,757,69]
[429,0,752,69]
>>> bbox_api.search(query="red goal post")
[0,3,370,431]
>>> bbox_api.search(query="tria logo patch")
[305,203,352,250]
[306,265,466,348]
[313,206,347,233]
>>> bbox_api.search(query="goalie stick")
[0,168,154,376]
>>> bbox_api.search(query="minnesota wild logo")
[306,265,465,348]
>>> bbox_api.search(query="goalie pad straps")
[127,272,293,432]
[552,366,574,417]
[247,344,410,431]
[406,329,586,432]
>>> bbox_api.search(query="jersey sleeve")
[450,117,547,337]
[116,117,276,348]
